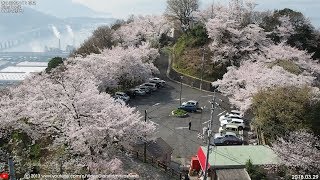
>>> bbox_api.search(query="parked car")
[136,86,151,94]
[219,113,243,122]
[179,100,200,112]
[125,89,137,98]
[178,104,197,112]
[230,110,243,118]
[219,124,242,135]
[182,100,200,109]
[140,83,157,91]
[149,77,166,86]
[114,98,126,105]
[220,118,245,131]
[131,88,146,96]
[212,132,243,146]
[114,92,130,102]
[149,80,162,88]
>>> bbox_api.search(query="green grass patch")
[171,24,227,82]
[173,109,187,116]
[268,60,302,75]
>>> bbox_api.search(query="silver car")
[131,88,146,96]
[140,83,157,91]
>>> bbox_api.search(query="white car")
[140,83,157,91]
[114,92,130,102]
[149,77,166,86]
[220,118,245,131]
[230,110,243,118]
[219,113,243,122]
[214,131,238,139]
[218,124,239,134]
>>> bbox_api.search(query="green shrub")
[268,60,302,75]
[252,86,319,141]
[174,24,209,57]
[245,159,267,180]
[46,57,64,73]
[173,109,187,116]
[30,144,41,161]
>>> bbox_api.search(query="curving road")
[128,53,232,166]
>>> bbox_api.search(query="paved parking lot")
[128,79,232,165]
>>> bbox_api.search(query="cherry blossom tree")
[272,130,320,174]
[274,16,295,42]
[212,61,317,112]
[0,67,156,175]
[70,43,159,91]
[203,1,271,66]
[114,15,171,47]
[207,21,271,66]
[0,42,159,175]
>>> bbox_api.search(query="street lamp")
[180,76,184,106]
[143,103,160,163]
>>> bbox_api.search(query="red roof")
[197,147,210,171]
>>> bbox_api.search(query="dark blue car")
[178,100,199,112]
[178,104,197,112]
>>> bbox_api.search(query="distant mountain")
[0,8,61,37]
[32,0,111,18]
[0,7,115,37]
[0,7,116,52]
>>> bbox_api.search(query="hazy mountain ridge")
[31,0,111,18]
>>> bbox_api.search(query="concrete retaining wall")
[167,55,216,92]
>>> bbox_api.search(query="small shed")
[131,137,173,165]
[215,169,250,180]
[189,145,279,180]
[198,145,280,169]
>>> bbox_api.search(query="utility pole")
[200,47,205,90]
[180,76,183,106]
[8,157,16,180]
[203,92,216,180]
[144,110,147,163]
[211,0,215,18]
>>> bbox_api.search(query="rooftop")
[200,145,280,169]
[16,61,48,67]
[0,73,28,81]
[0,66,46,73]
[216,169,250,180]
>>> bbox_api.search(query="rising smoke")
[66,25,74,38]
[51,25,61,39]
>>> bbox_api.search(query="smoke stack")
[59,39,61,50]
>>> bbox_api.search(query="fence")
[123,148,184,180]
[167,55,216,92]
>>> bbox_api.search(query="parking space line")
[202,120,210,124]
[201,95,213,98]
[149,120,159,126]
[174,98,186,101]
[175,127,189,130]
[217,110,226,116]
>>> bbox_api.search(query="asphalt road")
[127,53,233,166]
[128,81,231,160]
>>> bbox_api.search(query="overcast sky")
[72,0,320,27]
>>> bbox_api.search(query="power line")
[147,109,246,167]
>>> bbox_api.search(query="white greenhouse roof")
[0,66,46,73]
[16,61,48,67]
[0,73,28,81]
[0,61,9,66]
